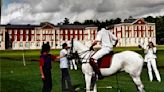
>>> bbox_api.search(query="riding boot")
[89,58,103,80]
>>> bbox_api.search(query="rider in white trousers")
[89,27,118,80]
[145,42,161,82]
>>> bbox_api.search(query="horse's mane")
[73,41,89,52]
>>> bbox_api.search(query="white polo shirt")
[60,49,69,68]
[96,28,117,48]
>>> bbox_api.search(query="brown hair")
[148,41,155,48]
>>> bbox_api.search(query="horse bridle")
[70,38,94,63]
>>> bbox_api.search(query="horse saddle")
[97,51,113,68]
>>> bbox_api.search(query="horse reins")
[70,38,95,64]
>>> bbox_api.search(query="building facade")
[0,22,97,50]
[0,18,156,50]
[110,18,156,47]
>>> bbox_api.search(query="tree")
[73,21,81,25]
[114,18,121,24]
[63,18,70,25]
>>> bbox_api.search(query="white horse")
[69,40,145,92]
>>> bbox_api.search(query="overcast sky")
[1,0,164,24]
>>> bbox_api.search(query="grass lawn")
[0,46,164,92]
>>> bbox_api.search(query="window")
[43,30,45,34]
[25,42,30,48]
[31,30,34,34]
[151,26,154,30]
[65,30,67,34]
[31,36,34,41]
[14,30,17,34]
[138,26,141,30]
[50,30,52,34]
[70,30,73,34]
[36,35,40,40]
[60,30,63,34]
[31,42,34,47]
[26,35,28,41]
[79,30,82,34]
[134,26,137,30]
[13,42,17,48]
[51,42,53,47]
[20,30,23,34]
[36,42,40,47]
[9,30,12,34]
[14,35,17,41]
[46,30,49,34]
[51,36,54,40]
[75,30,77,34]
[9,35,12,39]
[43,35,46,40]
[26,30,29,34]
[125,26,128,30]
[20,42,23,47]
[20,35,23,41]
[52,30,55,34]
[36,30,40,34]
[125,31,128,37]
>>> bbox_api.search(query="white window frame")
[43,35,46,40]
[20,35,23,41]
[31,30,34,34]
[8,30,12,34]
[14,42,17,48]
[26,35,28,41]
[14,35,17,41]
[31,35,34,41]
[14,30,17,34]
[25,42,30,48]
[36,42,40,47]
[20,30,23,34]
[26,30,29,34]
[36,30,40,34]
[70,30,73,34]
[19,42,23,47]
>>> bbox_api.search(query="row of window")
[8,30,35,34]
[114,29,154,38]
[7,29,96,35]
[117,37,155,46]
[12,41,57,48]
[123,30,154,38]
[116,25,154,31]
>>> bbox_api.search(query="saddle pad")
[98,54,113,68]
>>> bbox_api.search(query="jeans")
[61,68,74,92]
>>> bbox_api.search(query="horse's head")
[67,39,89,61]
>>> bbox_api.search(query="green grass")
[1,46,164,92]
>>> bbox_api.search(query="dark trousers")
[42,69,52,92]
[61,68,74,92]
